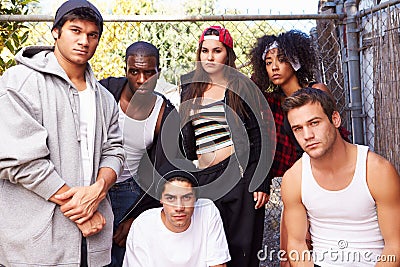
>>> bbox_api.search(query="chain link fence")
[359,1,400,170]
[1,1,399,266]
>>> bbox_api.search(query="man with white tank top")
[280,88,400,266]
[100,41,180,266]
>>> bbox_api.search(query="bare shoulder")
[283,158,302,181]
[367,151,399,177]
[281,158,303,201]
[366,150,400,199]
[310,83,330,93]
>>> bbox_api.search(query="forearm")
[95,167,117,197]
[287,241,313,267]
[375,245,400,266]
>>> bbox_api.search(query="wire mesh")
[360,3,400,171]
[1,3,400,266]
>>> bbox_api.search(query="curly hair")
[249,30,319,93]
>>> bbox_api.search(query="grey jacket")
[0,46,125,267]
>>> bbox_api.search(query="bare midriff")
[197,145,235,169]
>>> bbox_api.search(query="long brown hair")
[181,28,247,118]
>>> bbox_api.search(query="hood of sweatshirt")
[15,45,99,91]
[14,45,108,143]
[15,46,67,80]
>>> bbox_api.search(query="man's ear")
[156,68,161,79]
[52,29,59,40]
[332,111,342,128]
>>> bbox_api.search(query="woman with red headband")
[180,26,273,267]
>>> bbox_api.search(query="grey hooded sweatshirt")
[0,46,125,267]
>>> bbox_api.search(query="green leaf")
[5,40,14,53]
[20,31,29,44]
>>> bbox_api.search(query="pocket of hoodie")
[0,181,56,246]
[31,209,54,244]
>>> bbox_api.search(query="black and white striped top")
[190,100,233,154]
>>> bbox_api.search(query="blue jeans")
[107,177,141,267]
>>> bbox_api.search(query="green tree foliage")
[1,0,277,82]
[0,0,38,74]
[91,0,233,82]
[90,0,209,83]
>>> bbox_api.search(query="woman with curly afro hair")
[250,29,333,179]
[250,30,324,95]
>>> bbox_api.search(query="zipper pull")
[238,164,244,178]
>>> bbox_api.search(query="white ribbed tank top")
[117,95,163,183]
[301,145,384,266]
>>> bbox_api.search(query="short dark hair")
[156,161,199,200]
[282,87,337,123]
[159,176,198,200]
[53,7,103,38]
[125,41,160,68]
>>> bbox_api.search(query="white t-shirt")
[123,198,231,267]
[78,82,96,186]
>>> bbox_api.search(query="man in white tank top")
[280,88,400,266]
[100,41,180,266]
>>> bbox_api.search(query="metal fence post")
[335,0,352,136]
[344,0,365,144]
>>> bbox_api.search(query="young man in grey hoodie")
[0,0,124,266]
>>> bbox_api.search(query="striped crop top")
[190,100,234,154]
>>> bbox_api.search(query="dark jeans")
[81,237,87,267]
[107,177,141,267]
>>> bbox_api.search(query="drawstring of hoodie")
[69,86,81,142]
[97,88,108,145]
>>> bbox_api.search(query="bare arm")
[367,152,400,266]
[281,162,313,267]
[280,211,290,267]
[113,217,135,247]
[210,264,226,267]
